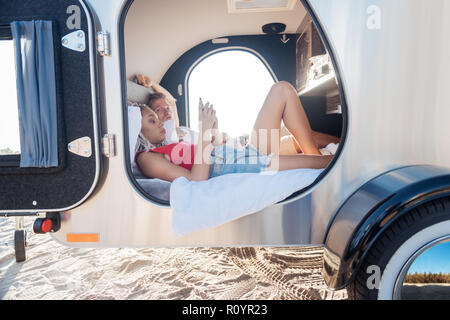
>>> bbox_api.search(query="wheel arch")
[323,165,450,290]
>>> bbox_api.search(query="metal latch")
[68,137,92,157]
[102,134,116,158]
[61,30,86,52]
[97,31,111,56]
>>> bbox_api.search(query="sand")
[402,283,450,300]
[0,218,347,300]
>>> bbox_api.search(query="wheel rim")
[392,236,450,300]
[377,220,450,300]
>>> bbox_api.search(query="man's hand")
[136,74,153,88]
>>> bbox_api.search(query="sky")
[188,50,275,138]
[0,40,20,154]
[408,241,450,274]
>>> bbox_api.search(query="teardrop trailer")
[1,0,449,300]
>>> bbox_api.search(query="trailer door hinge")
[102,134,116,158]
[97,31,111,56]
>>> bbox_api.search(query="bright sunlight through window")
[188,50,275,138]
[0,40,20,155]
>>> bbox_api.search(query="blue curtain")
[11,20,58,168]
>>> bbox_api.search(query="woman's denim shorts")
[208,143,272,178]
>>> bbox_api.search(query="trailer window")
[0,40,20,156]
[187,50,275,138]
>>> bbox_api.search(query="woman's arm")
[136,152,193,182]
[267,154,333,171]
[190,99,215,181]
[136,140,213,182]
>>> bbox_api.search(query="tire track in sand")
[227,247,347,300]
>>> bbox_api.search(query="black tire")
[347,197,450,300]
[14,230,26,263]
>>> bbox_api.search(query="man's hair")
[147,92,166,109]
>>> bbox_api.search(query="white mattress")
[136,178,171,201]
[170,168,324,236]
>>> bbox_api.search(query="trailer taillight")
[41,219,53,233]
[33,218,55,234]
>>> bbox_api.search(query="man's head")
[148,93,173,122]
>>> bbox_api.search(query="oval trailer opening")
[123,0,346,205]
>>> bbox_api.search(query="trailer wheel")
[347,197,450,300]
[14,230,26,263]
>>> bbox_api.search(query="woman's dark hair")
[147,92,166,109]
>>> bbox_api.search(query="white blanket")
[170,168,324,236]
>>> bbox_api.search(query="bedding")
[170,168,324,236]
[128,105,142,163]
[127,79,155,105]
[136,178,171,200]
[132,142,337,204]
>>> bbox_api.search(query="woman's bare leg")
[280,135,300,155]
[312,131,340,148]
[267,154,334,171]
[251,81,321,155]
[280,131,340,154]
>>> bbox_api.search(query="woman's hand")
[198,99,217,135]
[136,74,153,88]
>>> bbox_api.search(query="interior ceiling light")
[228,0,296,13]
[262,23,286,34]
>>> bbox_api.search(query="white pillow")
[178,126,199,143]
[164,119,179,144]
[128,105,142,163]
[165,120,199,144]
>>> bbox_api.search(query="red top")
[135,142,196,172]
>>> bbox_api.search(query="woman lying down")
[135,81,339,182]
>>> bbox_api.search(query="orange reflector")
[66,233,99,243]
